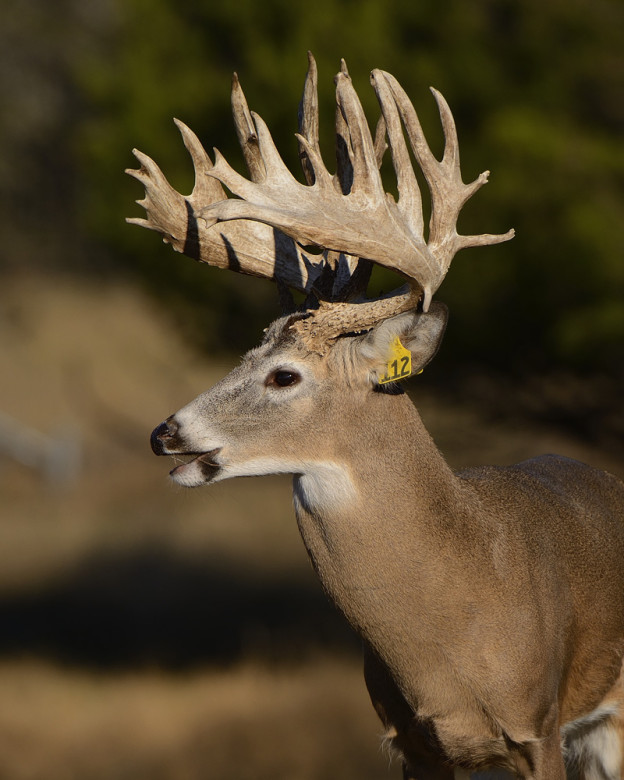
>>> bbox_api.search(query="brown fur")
[152,311,624,778]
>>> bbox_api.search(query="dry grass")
[0,273,622,779]
[0,657,394,780]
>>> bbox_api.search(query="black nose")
[150,417,178,455]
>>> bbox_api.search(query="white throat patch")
[217,455,357,514]
[293,462,357,515]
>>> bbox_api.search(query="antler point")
[126,216,151,228]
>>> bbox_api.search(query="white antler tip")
[429,86,443,100]
[130,148,154,168]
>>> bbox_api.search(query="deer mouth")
[169,448,222,485]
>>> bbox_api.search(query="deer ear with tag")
[358,302,448,385]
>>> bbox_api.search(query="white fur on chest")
[562,703,622,779]
[293,462,357,515]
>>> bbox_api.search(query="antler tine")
[231,73,266,184]
[334,58,354,196]
[174,118,227,205]
[336,58,387,185]
[334,71,384,200]
[370,70,424,241]
[298,51,320,187]
[373,114,388,169]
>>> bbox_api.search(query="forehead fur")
[244,314,318,369]
[256,313,373,388]
[261,314,306,348]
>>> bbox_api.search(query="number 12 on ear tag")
[379,337,412,384]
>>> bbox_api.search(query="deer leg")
[515,729,566,780]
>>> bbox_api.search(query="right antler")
[127,54,513,345]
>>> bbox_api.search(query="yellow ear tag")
[379,336,412,384]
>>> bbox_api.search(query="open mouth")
[169,448,222,482]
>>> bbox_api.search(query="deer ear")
[358,302,448,383]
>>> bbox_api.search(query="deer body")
[152,314,624,777]
[130,56,624,777]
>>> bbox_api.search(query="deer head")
[127,53,513,487]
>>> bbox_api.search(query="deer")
[127,53,624,779]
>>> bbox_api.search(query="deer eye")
[267,369,301,388]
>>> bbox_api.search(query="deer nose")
[150,416,179,455]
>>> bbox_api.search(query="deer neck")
[293,389,465,551]
[292,390,479,702]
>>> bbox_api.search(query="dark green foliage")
[1,0,622,369]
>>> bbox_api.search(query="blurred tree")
[1,0,622,373]
[0,0,113,273]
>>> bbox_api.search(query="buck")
[127,54,624,779]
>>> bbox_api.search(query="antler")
[127,54,513,347]
[126,95,327,297]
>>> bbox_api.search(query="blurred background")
[0,0,622,777]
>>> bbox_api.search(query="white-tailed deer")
[127,54,624,779]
